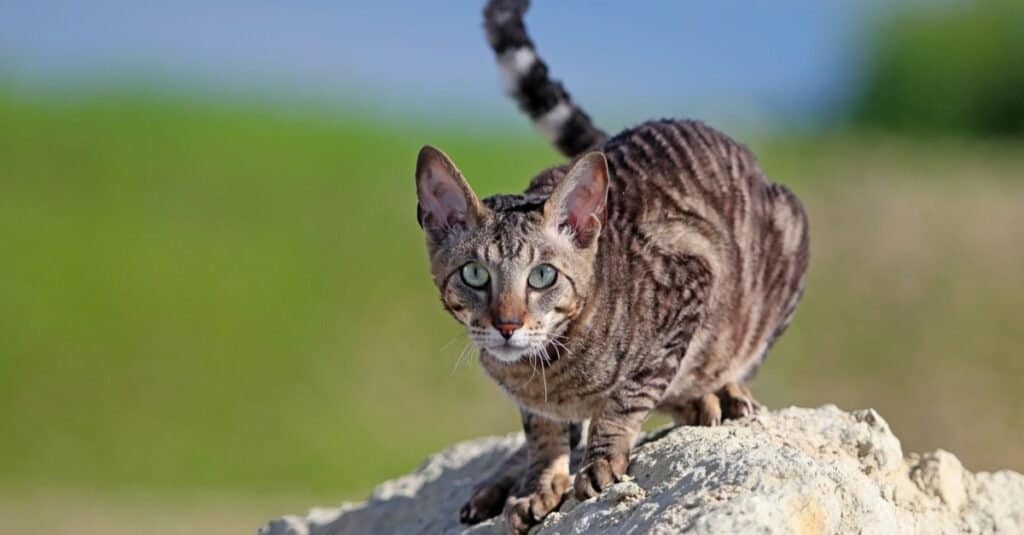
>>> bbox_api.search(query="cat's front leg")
[574,363,672,500]
[503,410,572,535]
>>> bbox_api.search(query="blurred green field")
[1,90,1022,532]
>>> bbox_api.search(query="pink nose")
[494,319,523,340]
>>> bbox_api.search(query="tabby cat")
[414,1,809,532]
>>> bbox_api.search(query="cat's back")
[599,119,771,229]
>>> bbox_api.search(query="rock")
[259,406,1024,535]
[909,450,967,511]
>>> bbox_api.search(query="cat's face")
[434,211,587,362]
[415,146,609,363]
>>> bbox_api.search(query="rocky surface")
[260,406,1024,534]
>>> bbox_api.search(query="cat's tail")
[484,0,607,157]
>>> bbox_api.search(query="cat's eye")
[460,262,490,289]
[528,264,558,289]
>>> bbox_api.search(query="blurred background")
[2,0,1022,532]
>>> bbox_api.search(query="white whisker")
[437,332,466,354]
[550,338,570,362]
[540,351,549,404]
[452,341,475,373]
[549,340,564,362]
[523,350,538,387]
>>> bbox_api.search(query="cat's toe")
[502,473,569,535]
[573,455,627,501]
[696,393,723,426]
[665,393,723,427]
[718,382,761,420]
[502,496,535,535]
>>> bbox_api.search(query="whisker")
[540,353,549,404]
[523,350,538,387]
[452,341,475,373]
[548,340,564,362]
[437,332,467,354]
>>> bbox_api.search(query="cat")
[414,1,809,532]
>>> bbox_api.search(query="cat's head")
[414,145,609,363]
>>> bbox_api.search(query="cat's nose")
[494,318,523,340]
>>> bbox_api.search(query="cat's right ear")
[415,145,485,242]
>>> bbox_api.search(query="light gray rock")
[260,406,1024,535]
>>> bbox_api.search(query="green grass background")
[1,89,1022,531]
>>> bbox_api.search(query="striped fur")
[416,4,811,532]
[484,0,606,157]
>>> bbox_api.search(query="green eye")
[460,262,490,289]
[528,264,558,289]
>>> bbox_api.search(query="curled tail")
[484,0,607,157]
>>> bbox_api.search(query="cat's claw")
[718,382,762,420]
[502,472,570,535]
[573,455,628,501]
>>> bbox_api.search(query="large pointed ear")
[415,145,485,242]
[544,152,609,248]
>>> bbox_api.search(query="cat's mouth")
[481,341,532,363]
[469,328,552,364]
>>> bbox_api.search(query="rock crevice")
[261,406,1024,534]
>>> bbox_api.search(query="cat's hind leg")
[660,392,721,426]
[659,382,761,426]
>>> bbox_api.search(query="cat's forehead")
[475,210,545,262]
[490,210,544,235]
[434,197,565,268]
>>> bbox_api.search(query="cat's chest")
[479,349,621,421]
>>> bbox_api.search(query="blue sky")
[0,1,897,131]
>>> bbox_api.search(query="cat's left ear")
[544,152,610,248]
[415,145,486,242]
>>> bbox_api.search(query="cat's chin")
[483,345,530,363]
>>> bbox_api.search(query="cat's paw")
[573,454,629,501]
[670,385,761,427]
[502,472,571,534]
[718,382,762,420]
[671,393,723,427]
[459,481,511,525]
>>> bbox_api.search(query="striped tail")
[483,0,607,157]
